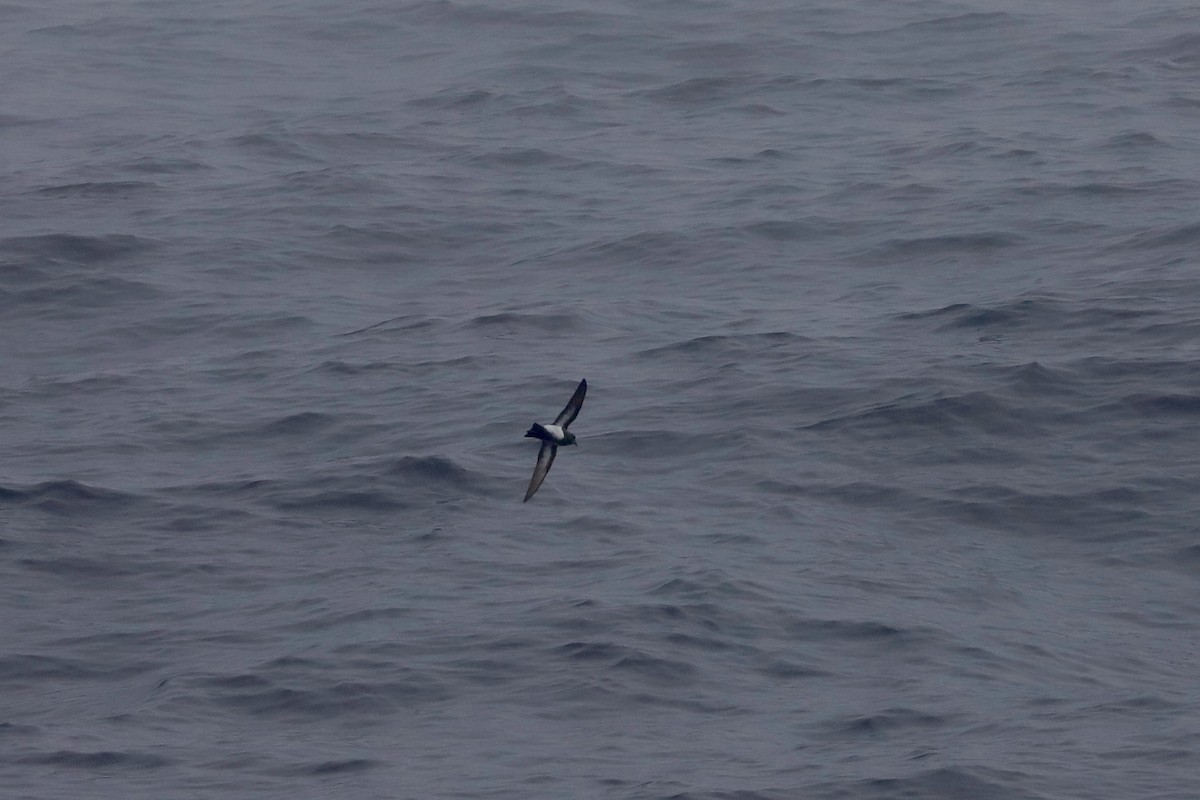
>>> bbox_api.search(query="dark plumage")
[523,379,587,502]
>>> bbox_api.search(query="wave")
[269,486,412,513]
[815,706,949,737]
[807,391,1038,438]
[1109,393,1200,417]
[290,758,378,776]
[822,766,1039,800]
[196,670,449,718]
[0,653,157,681]
[165,455,498,516]
[565,642,700,689]
[593,430,741,460]
[895,297,1160,334]
[466,147,581,169]
[19,750,170,770]
[34,181,161,198]
[900,11,1019,33]
[1,275,160,316]
[868,232,1020,263]
[260,412,339,437]
[466,311,580,333]
[0,480,137,515]
[1112,221,1200,251]
[337,315,439,337]
[1,233,154,262]
[636,331,808,360]
[387,455,490,490]
[1130,32,1200,67]
[933,485,1149,536]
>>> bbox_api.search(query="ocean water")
[3,1,1200,798]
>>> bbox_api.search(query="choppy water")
[4,1,1200,798]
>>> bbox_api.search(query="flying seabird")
[523,378,587,502]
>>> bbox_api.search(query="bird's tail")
[525,423,554,442]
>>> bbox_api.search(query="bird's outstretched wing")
[524,442,558,502]
[554,379,587,429]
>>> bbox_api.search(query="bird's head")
[562,432,577,445]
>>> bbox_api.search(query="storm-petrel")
[523,378,587,502]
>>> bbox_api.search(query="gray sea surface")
[3,1,1200,798]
